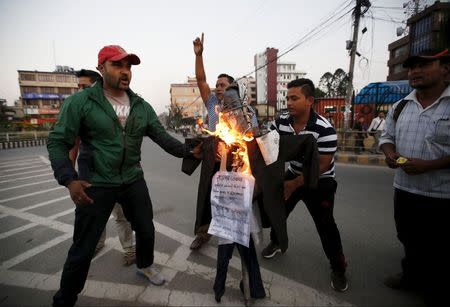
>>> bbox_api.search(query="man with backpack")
[380,48,450,306]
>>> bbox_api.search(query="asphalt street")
[0,135,424,306]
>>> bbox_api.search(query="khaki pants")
[97,203,134,252]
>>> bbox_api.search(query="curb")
[0,139,47,150]
[335,152,386,166]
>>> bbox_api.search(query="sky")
[0,0,413,114]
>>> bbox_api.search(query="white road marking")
[0,222,38,240]
[0,158,41,166]
[19,196,70,212]
[0,161,44,169]
[0,164,48,173]
[0,172,53,184]
[39,156,50,165]
[47,208,73,220]
[0,176,350,306]
[0,186,64,204]
[0,204,73,233]
[0,168,52,179]
[0,179,56,192]
[1,233,73,269]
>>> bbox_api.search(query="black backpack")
[393,99,408,122]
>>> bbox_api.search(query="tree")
[318,68,349,97]
[318,72,334,97]
[167,104,183,129]
[332,68,349,97]
[314,88,327,98]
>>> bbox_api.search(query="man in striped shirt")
[262,78,348,292]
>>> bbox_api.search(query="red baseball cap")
[97,45,141,66]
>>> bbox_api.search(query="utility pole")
[344,0,371,130]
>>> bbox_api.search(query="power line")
[236,1,356,81]
[367,16,405,24]
[372,5,404,10]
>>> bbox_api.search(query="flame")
[203,112,253,175]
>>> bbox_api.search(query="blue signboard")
[22,93,64,100]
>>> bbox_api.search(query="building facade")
[17,67,78,127]
[170,77,206,120]
[276,62,307,111]
[254,48,278,121]
[254,48,307,119]
[387,1,450,81]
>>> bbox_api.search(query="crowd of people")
[46,38,449,306]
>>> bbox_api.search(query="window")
[38,74,54,82]
[58,87,73,95]
[20,73,36,81]
[392,63,405,74]
[21,86,37,94]
[41,87,56,94]
[394,45,408,58]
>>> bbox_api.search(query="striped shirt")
[269,110,337,178]
[379,85,450,199]
[207,93,221,132]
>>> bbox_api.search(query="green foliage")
[318,68,349,97]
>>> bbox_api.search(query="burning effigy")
[182,83,320,304]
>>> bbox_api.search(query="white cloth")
[368,116,385,132]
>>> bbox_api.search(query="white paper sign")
[208,171,255,247]
[256,129,280,165]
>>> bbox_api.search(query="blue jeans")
[213,237,265,300]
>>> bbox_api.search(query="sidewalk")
[335,151,386,167]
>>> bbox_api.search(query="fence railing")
[0,130,380,154]
[0,131,49,142]
[337,130,377,153]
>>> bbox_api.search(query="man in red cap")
[380,48,450,306]
[48,45,202,307]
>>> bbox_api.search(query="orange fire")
[204,112,254,175]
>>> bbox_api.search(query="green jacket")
[47,81,189,187]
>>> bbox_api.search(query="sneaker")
[189,233,210,250]
[261,241,281,259]
[137,265,165,286]
[123,247,136,266]
[331,270,348,292]
[384,273,418,291]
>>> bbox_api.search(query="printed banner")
[208,171,255,247]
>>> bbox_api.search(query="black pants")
[394,188,449,306]
[214,238,266,300]
[270,173,346,272]
[53,178,155,307]
[354,136,365,154]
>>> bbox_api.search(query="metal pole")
[344,0,363,130]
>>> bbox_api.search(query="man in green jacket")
[48,45,202,307]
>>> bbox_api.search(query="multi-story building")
[17,66,78,127]
[254,48,278,121]
[276,62,306,111]
[387,1,450,81]
[170,77,206,120]
[254,48,307,119]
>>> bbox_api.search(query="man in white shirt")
[367,111,385,153]
[379,48,450,307]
